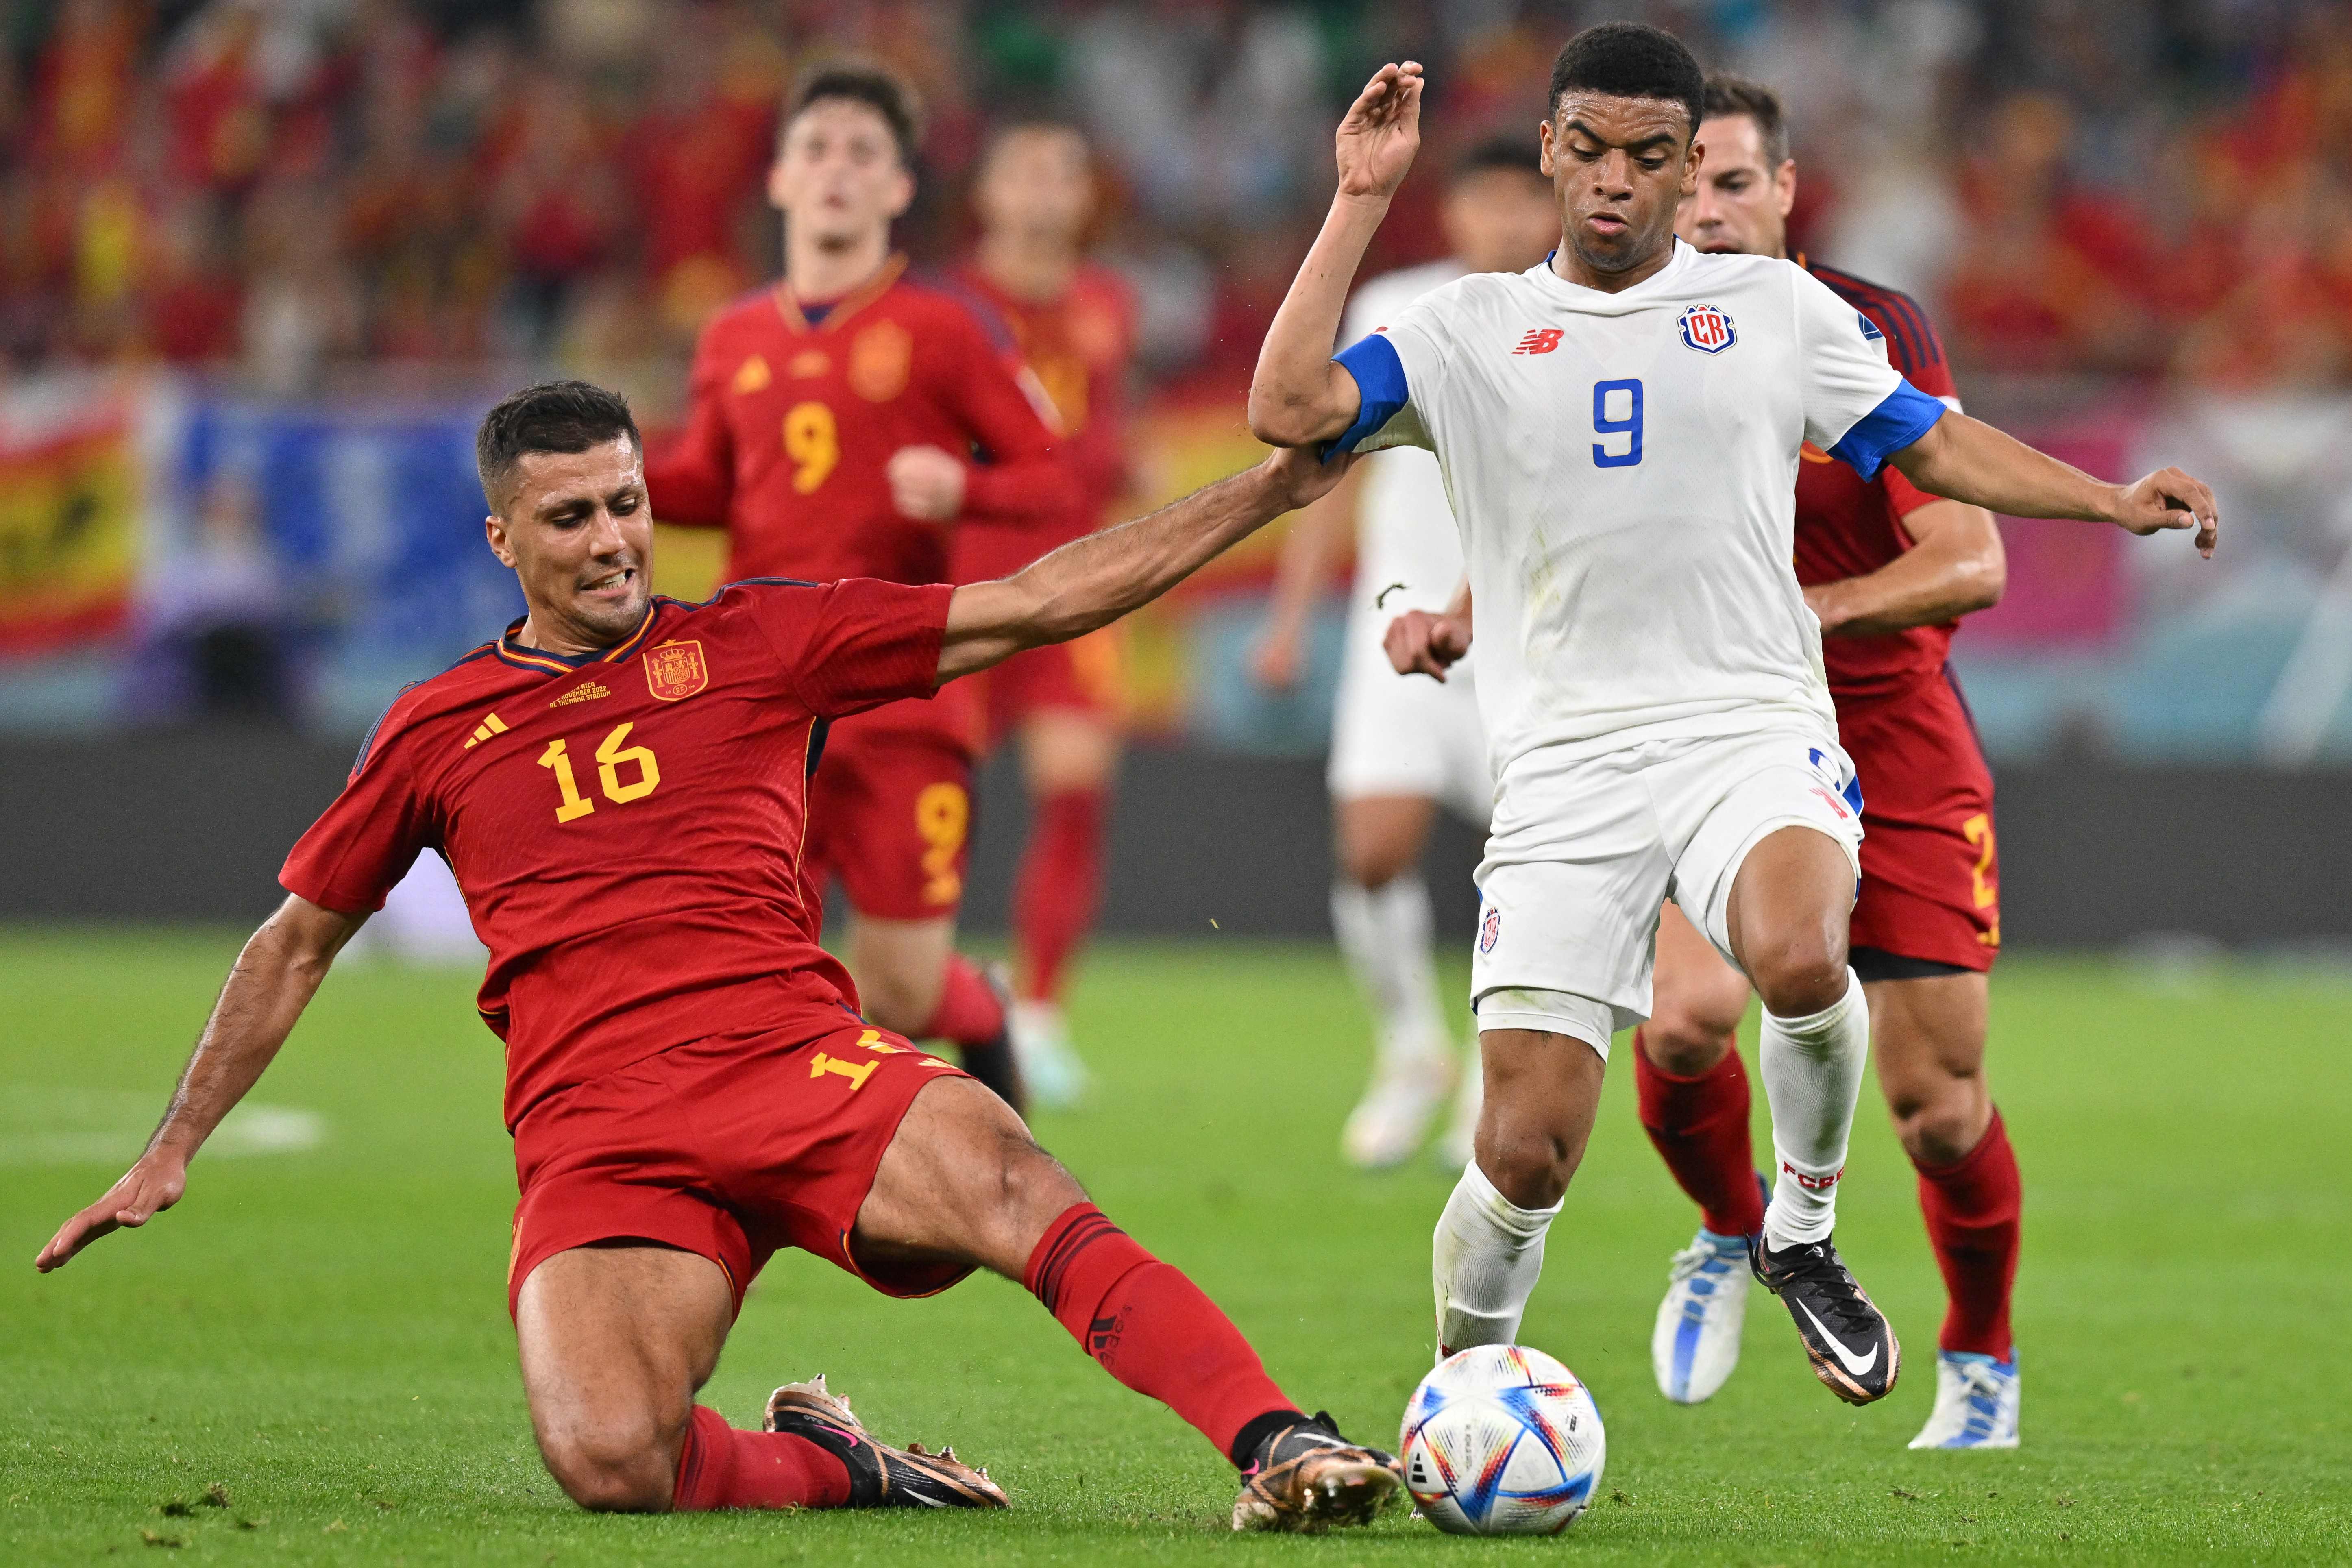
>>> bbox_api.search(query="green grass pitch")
[3,928,2349,1564]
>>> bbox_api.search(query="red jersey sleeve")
[744,577,955,718]
[279,702,437,914]
[1876,298,1956,518]
[642,322,736,529]
[936,306,1082,521]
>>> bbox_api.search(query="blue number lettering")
[1592,379,1643,468]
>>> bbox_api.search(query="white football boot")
[1010,998,1090,1111]
[1651,1230,1753,1404]
[1435,1038,1483,1171]
[1341,1042,1455,1169]
[1908,1351,2021,1449]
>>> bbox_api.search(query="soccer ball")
[1400,1344,1605,1536]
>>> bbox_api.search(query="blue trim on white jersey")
[1328,333,1409,458]
[1827,376,1947,481]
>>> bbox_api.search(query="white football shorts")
[1469,728,1865,1055]
[1326,613,1492,826]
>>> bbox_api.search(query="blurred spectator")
[0,0,2349,394]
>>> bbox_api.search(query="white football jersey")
[1334,237,1945,783]
[1341,260,1465,626]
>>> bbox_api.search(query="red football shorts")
[803,723,974,920]
[507,1019,973,1318]
[974,629,1124,749]
[1839,670,2001,972]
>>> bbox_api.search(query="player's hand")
[1258,442,1355,514]
[2106,466,2219,558]
[1385,607,1471,682]
[1334,62,1424,203]
[888,445,968,522]
[35,1152,188,1272]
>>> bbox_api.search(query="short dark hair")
[476,381,640,509]
[784,61,923,166]
[1702,74,1790,168]
[1547,22,1705,143]
[1453,133,1546,183]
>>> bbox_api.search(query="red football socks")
[670,1405,850,1511]
[1013,788,1106,1002]
[1914,1108,2021,1359]
[921,954,1007,1047]
[1025,1203,1299,1467]
[1633,1032,1767,1238]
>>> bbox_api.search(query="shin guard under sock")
[1431,1159,1560,1354]
[1758,971,1870,1250]
[1024,1203,1298,1466]
[1633,1034,1766,1237]
[1914,1108,2022,1359]
[671,1404,851,1511]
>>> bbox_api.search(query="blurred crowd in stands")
[6,0,2352,403]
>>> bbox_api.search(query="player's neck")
[512,605,627,661]
[1549,233,1679,294]
[975,231,1078,301]
[785,228,893,306]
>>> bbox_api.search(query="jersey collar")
[496,603,662,675]
[1529,235,1695,306]
[773,253,908,334]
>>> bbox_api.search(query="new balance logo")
[462,713,510,749]
[1511,328,1563,355]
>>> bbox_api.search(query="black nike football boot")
[1747,1233,1901,1405]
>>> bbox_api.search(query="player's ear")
[1775,157,1797,219]
[766,155,792,214]
[885,164,915,220]
[484,512,517,570]
[1537,118,1556,178]
[1681,131,1703,196]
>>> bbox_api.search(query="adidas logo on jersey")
[462,712,510,749]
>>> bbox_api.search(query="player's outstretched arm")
[1889,412,2219,558]
[1806,499,2007,638]
[35,894,365,1273]
[939,446,1353,681]
[1247,62,1424,449]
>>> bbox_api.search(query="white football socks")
[1431,1158,1561,1354]
[1758,967,1871,1250]
[1331,875,1449,1066]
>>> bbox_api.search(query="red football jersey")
[280,579,954,1128]
[948,260,1139,582]
[644,256,1076,748]
[1792,259,1964,700]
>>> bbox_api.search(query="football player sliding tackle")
[1249,25,2216,1406]
[37,381,1400,1532]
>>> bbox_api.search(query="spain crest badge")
[849,320,912,402]
[644,640,710,702]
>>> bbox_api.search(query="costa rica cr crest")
[1677,303,1736,355]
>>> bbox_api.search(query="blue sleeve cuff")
[1827,377,1946,481]
[1326,334,1409,459]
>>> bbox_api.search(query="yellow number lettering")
[1961,812,1998,910]
[810,1053,875,1091]
[784,401,838,494]
[537,738,596,823]
[595,721,661,803]
[915,782,968,904]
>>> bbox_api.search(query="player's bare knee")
[539,1419,681,1513]
[1892,1080,1989,1169]
[1641,1010,1735,1076]
[1477,1114,1577,1210]
[1749,934,1850,1018]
